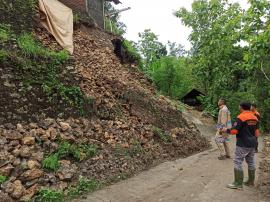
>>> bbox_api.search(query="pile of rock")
[258,137,270,197]
[0,116,208,201]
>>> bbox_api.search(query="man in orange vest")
[221,102,260,189]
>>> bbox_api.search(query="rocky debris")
[0,25,210,200]
[258,137,270,197]
[22,136,35,145]
[21,169,44,181]
[27,160,41,170]
[0,190,13,202]
[0,164,14,176]
[57,160,77,181]
[10,180,25,199]
[20,184,39,201]
[59,122,71,132]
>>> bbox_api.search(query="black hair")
[240,102,251,111]
[219,98,226,104]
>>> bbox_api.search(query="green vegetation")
[153,127,172,143]
[150,56,194,98]
[36,188,64,202]
[42,141,98,171]
[173,0,270,130]
[36,177,101,201]
[0,175,7,184]
[67,176,101,199]
[126,0,270,131]
[0,0,36,33]
[134,29,194,99]
[0,25,93,115]
[123,40,142,66]
[42,154,60,172]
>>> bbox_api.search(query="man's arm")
[220,109,228,128]
[221,118,243,135]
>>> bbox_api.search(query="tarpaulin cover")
[39,0,74,54]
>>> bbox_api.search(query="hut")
[59,0,121,28]
[181,89,205,107]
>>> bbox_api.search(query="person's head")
[239,102,251,112]
[251,103,257,112]
[218,98,226,107]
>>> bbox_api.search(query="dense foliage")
[135,29,194,99]
[175,0,270,131]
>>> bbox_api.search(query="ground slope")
[0,24,209,201]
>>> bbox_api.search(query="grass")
[0,24,11,43]
[67,176,101,199]
[0,175,7,184]
[0,49,8,61]
[14,32,93,114]
[35,177,101,201]
[153,127,172,143]
[17,33,69,63]
[35,188,64,202]
[42,141,99,171]
[42,153,60,172]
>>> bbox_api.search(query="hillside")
[0,21,209,202]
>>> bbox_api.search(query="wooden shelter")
[181,89,205,107]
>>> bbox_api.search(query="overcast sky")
[115,0,249,50]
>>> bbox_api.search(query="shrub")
[42,141,99,171]
[0,175,7,184]
[35,188,64,202]
[42,154,60,172]
[0,24,11,43]
[67,176,101,199]
[149,56,194,99]
[122,40,142,65]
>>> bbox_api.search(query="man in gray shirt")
[215,98,232,160]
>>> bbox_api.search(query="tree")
[167,41,186,57]
[137,29,167,71]
[175,0,270,130]
[104,2,126,35]
[149,56,194,98]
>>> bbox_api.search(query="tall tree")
[137,29,167,71]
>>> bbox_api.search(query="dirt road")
[81,111,267,202]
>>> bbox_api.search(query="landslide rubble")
[0,25,210,201]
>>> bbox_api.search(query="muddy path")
[79,110,267,202]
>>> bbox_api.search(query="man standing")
[215,98,232,160]
[251,103,260,153]
[221,102,260,189]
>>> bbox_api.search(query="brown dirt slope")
[0,25,209,201]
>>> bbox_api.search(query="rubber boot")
[227,169,243,189]
[244,169,255,186]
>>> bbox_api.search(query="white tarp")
[39,0,74,54]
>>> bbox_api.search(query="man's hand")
[220,128,227,133]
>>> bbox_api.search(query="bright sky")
[115,0,249,50]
